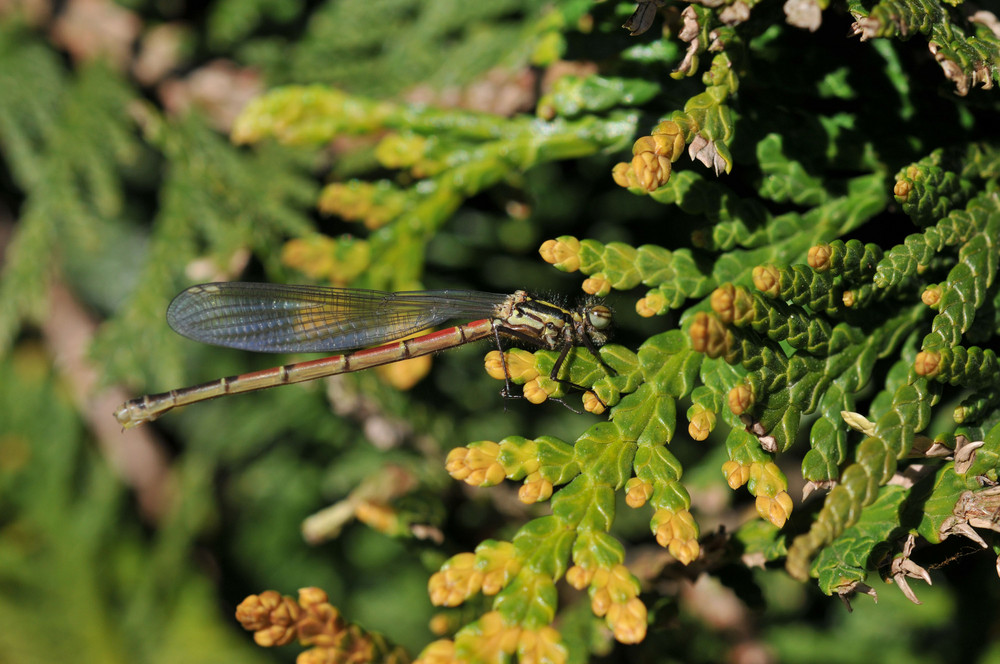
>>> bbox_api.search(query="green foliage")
[0,31,139,354]
[3,1,1000,664]
[0,349,269,664]
[211,0,558,96]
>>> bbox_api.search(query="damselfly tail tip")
[114,399,155,429]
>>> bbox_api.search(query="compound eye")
[587,305,612,330]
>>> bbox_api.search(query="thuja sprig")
[231,85,638,287]
[751,264,841,316]
[435,329,706,653]
[954,388,1000,425]
[537,75,661,120]
[786,376,934,580]
[539,235,712,315]
[610,54,739,193]
[916,345,1000,390]
[483,341,639,414]
[673,54,737,175]
[892,149,978,227]
[611,120,688,193]
[418,612,569,664]
[691,257,929,508]
[317,180,408,230]
[810,484,910,597]
[918,212,1000,351]
[875,185,1000,291]
[849,1,1000,95]
[711,284,835,352]
[807,239,884,287]
[538,173,966,587]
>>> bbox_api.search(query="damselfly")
[114,283,613,428]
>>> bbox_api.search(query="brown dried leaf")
[954,437,986,475]
[739,415,778,453]
[158,59,263,132]
[689,135,728,175]
[623,0,666,36]
[836,581,877,612]
[133,22,189,87]
[940,486,1000,548]
[49,0,141,70]
[929,41,970,96]
[719,1,750,26]
[784,0,822,32]
[851,17,880,41]
[971,10,1000,38]
[678,5,700,42]
[405,66,539,117]
[801,479,835,501]
[888,534,930,605]
[0,0,51,25]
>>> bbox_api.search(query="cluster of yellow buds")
[751,464,793,529]
[751,264,781,298]
[722,459,751,490]
[445,441,506,487]
[236,590,302,647]
[484,349,554,404]
[581,273,612,297]
[611,120,686,192]
[416,613,567,664]
[318,181,404,230]
[581,390,608,415]
[921,284,942,308]
[446,438,556,504]
[538,236,582,272]
[635,290,667,318]
[914,349,940,377]
[566,563,647,643]
[519,471,554,503]
[428,542,520,607]
[374,133,431,172]
[280,234,370,284]
[689,311,733,359]
[485,348,607,413]
[756,490,794,529]
[687,404,717,441]
[709,283,755,326]
[893,174,914,201]
[727,381,754,416]
[722,460,794,528]
[807,243,833,271]
[235,588,407,664]
[624,477,654,508]
[427,553,482,607]
[651,508,700,565]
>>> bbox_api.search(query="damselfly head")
[578,303,612,348]
[587,305,612,331]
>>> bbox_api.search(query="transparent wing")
[166,282,507,353]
